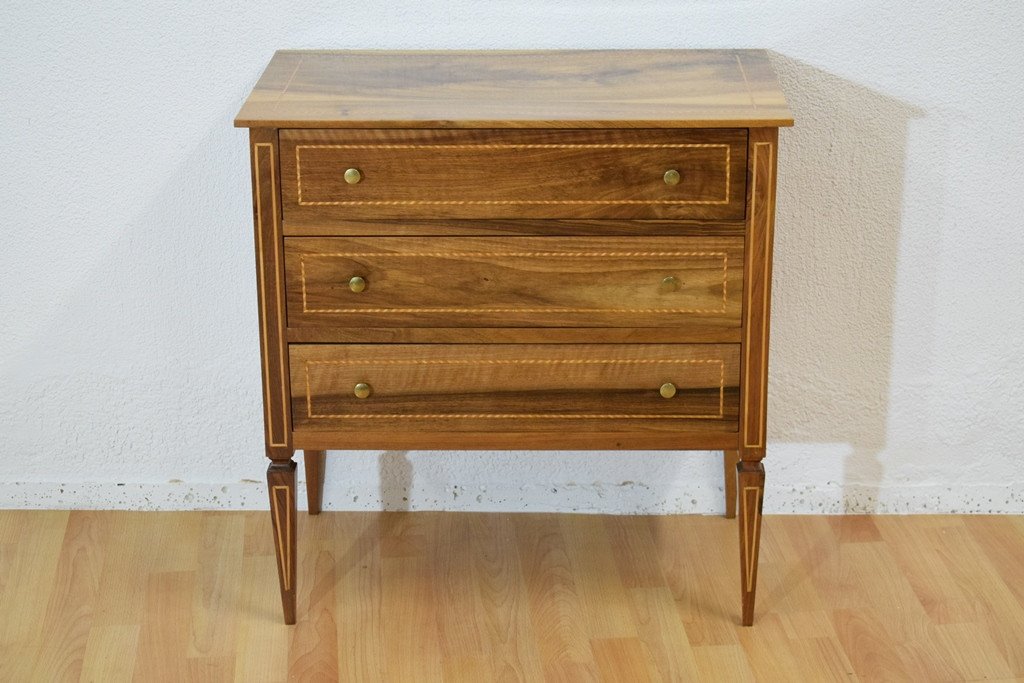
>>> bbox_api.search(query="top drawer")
[279,129,748,222]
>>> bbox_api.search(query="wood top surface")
[235,50,793,129]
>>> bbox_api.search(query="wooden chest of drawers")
[235,49,792,626]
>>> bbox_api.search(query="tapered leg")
[304,450,326,515]
[737,460,765,626]
[723,450,740,518]
[267,459,297,624]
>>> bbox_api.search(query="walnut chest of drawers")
[235,49,792,626]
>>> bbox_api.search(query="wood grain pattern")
[0,512,68,681]
[302,450,325,516]
[724,449,740,519]
[288,541,339,680]
[280,128,747,221]
[267,461,296,625]
[28,512,106,682]
[188,514,244,666]
[235,50,794,129]
[5,511,1024,681]
[290,343,739,435]
[249,129,291,457]
[291,429,740,452]
[281,217,747,238]
[737,461,765,626]
[740,127,779,457]
[285,236,743,329]
[285,326,744,345]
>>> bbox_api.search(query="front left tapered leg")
[737,460,765,626]
[268,459,297,624]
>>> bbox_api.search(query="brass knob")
[349,276,367,293]
[664,169,681,186]
[354,382,372,399]
[661,276,680,291]
[344,168,362,184]
[660,382,677,399]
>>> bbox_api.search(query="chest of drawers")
[235,49,792,626]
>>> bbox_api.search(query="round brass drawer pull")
[660,382,677,399]
[349,276,367,293]
[344,167,363,184]
[663,169,681,185]
[661,275,680,291]
[354,382,372,399]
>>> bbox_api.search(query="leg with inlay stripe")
[737,459,765,626]
[267,459,297,624]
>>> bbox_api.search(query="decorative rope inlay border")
[294,143,731,206]
[298,251,730,315]
[303,358,727,420]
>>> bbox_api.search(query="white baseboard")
[1,479,1020,514]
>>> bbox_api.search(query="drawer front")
[286,236,743,328]
[280,129,747,221]
[290,344,739,433]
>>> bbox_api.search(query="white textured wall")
[2,2,1022,513]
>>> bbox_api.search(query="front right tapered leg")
[267,458,297,624]
[737,460,765,626]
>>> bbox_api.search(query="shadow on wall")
[379,450,413,511]
[766,53,923,512]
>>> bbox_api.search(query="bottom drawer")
[290,344,738,433]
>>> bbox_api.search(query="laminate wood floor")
[1,510,1022,682]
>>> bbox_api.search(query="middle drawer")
[285,236,743,328]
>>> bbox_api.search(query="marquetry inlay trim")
[303,251,726,257]
[741,485,762,593]
[298,251,730,315]
[303,358,727,420]
[742,140,775,449]
[270,484,292,590]
[307,359,726,365]
[295,143,732,206]
[254,142,288,448]
[301,143,731,149]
